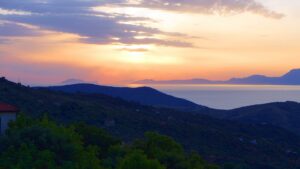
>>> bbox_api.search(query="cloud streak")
[0,22,40,37]
[0,0,194,48]
[125,0,284,19]
[0,0,283,49]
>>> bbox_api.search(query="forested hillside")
[1,77,300,169]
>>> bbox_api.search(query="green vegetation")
[0,115,218,169]
[1,78,300,169]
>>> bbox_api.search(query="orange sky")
[0,0,299,85]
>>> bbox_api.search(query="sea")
[145,84,300,110]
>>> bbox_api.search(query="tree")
[0,115,102,169]
[186,152,219,169]
[134,132,219,169]
[73,123,121,158]
[134,132,186,169]
[117,150,165,169]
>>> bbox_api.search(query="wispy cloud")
[125,0,284,19]
[0,21,40,37]
[0,0,194,48]
[0,0,283,49]
[119,47,149,52]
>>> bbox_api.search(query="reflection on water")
[137,84,300,110]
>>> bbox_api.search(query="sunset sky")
[0,0,299,85]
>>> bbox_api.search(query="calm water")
[146,84,300,110]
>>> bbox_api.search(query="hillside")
[1,77,300,169]
[194,102,300,137]
[42,82,300,137]
[218,102,300,135]
[38,83,206,111]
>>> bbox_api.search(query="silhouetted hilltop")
[38,83,206,111]
[227,69,300,85]
[280,69,300,84]
[227,75,277,84]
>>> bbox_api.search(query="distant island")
[60,79,98,85]
[134,68,300,85]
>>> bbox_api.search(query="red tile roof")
[0,103,19,113]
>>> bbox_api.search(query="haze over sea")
[145,84,300,110]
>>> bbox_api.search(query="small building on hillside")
[0,103,18,134]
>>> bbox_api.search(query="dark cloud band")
[0,0,283,48]
[0,0,194,48]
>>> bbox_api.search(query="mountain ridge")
[36,83,207,111]
[37,80,300,136]
[135,68,300,85]
[220,101,300,135]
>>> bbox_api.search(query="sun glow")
[113,44,182,65]
[118,53,182,65]
[1,0,300,85]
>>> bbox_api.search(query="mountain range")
[135,68,300,85]
[1,77,300,169]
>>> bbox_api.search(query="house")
[0,103,18,134]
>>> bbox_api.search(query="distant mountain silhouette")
[38,84,206,111]
[135,69,300,85]
[60,79,88,85]
[136,79,218,84]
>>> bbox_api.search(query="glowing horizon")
[0,0,299,85]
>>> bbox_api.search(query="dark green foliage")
[222,163,252,169]
[134,132,186,169]
[1,78,300,169]
[101,145,128,169]
[0,115,102,169]
[0,115,217,169]
[73,123,121,158]
[117,150,165,169]
[134,132,219,169]
[186,152,219,169]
